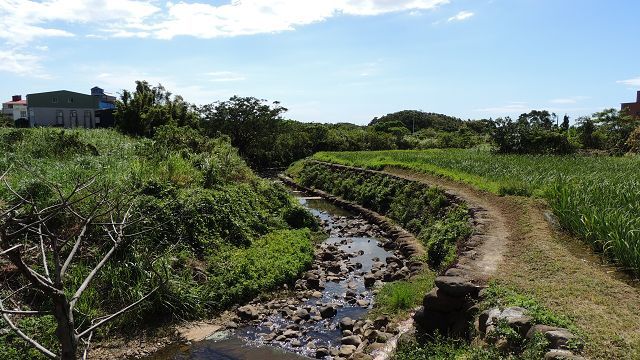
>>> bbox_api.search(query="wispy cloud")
[549,96,589,104]
[475,101,529,113]
[0,0,451,42]
[204,71,246,82]
[447,10,474,22]
[0,48,51,78]
[617,76,640,87]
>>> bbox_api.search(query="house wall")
[2,104,27,120]
[621,91,640,118]
[30,107,97,128]
[27,90,99,128]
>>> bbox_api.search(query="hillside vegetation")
[0,127,315,359]
[312,149,640,274]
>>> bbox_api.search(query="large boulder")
[236,305,259,320]
[338,345,357,357]
[544,349,586,360]
[339,317,355,332]
[434,276,480,297]
[341,335,363,347]
[423,288,465,312]
[319,305,337,319]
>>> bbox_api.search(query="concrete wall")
[30,107,96,128]
[2,104,27,121]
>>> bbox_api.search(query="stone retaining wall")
[279,175,424,261]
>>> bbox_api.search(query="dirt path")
[383,166,514,281]
[382,166,640,360]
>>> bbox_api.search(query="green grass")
[0,127,317,358]
[312,149,640,274]
[371,272,435,318]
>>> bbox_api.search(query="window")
[56,110,64,125]
[70,110,78,127]
[84,110,92,128]
[20,110,27,118]
[52,97,58,104]
[68,97,74,104]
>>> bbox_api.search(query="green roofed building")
[27,90,99,128]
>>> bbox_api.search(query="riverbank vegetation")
[288,161,472,271]
[312,150,640,275]
[0,127,315,359]
[393,282,579,360]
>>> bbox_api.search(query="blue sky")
[1,0,639,124]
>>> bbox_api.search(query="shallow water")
[149,191,395,360]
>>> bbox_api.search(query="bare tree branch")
[76,286,159,338]
[0,298,58,359]
[60,219,90,279]
[0,243,22,255]
[1,309,50,315]
[38,223,51,281]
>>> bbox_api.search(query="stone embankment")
[280,175,425,261]
[288,162,587,359]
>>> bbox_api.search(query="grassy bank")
[312,149,640,274]
[0,127,316,359]
[288,160,472,270]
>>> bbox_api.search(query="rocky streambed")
[149,191,423,360]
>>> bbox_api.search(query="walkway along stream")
[146,181,425,360]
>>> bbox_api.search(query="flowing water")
[148,191,396,360]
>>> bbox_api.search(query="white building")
[2,95,28,124]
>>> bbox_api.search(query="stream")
[148,190,408,360]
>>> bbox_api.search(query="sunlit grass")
[313,149,640,274]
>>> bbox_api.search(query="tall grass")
[312,149,640,274]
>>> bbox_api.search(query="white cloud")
[617,77,640,87]
[549,96,589,104]
[447,10,474,22]
[204,71,246,82]
[0,0,450,42]
[475,102,530,114]
[0,0,159,42]
[0,48,51,78]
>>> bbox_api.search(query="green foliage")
[492,114,574,155]
[370,110,465,133]
[394,335,500,360]
[0,316,58,360]
[313,149,640,275]
[203,229,314,309]
[625,126,640,154]
[0,113,14,127]
[115,81,199,136]
[0,128,318,355]
[200,98,400,168]
[294,161,471,269]
[372,272,434,317]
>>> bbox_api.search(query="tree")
[0,170,162,360]
[576,116,598,149]
[561,114,570,132]
[517,110,554,130]
[199,96,288,167]
[114,81,198,137]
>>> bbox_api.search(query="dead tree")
[0,171,161,360]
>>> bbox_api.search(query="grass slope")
[0,127,316,359]
[313,149,640,274]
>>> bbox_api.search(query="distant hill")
[369,110,464,132]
